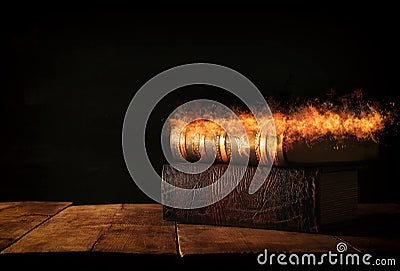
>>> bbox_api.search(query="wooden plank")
[3,204,177,255]
[176,223,351,256]
[2,202,397,257]
[93,204,176,254]
[0,201,72,251]
[2,204,121,253]
[93,225,176,254]
[177,203,399,256]
[111,204,174,226]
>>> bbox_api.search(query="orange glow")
[268,104,385,147]
[167,93,391,153]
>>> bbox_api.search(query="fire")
[266,103,385,147]
[166,91,392,154]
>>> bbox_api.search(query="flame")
[167,91,391,151]
[268,103,385,147]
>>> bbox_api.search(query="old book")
[162,164,357,233]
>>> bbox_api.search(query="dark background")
[1,8,399,204]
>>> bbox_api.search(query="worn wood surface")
[0,201,72,251]
[93,204,176,254]
[2,204,121,253]
[177,203,400,256]
[2,204,176,254]
[176,224,347,255]
[0,202,398,259]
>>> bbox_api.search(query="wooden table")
[0,202,399,269]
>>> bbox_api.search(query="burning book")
[161,92,390,232]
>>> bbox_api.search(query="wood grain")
[93,204,176,254]
[2,204,121,253]
[1,202,398,258]
[110,204,174,226]
[0,201,72,251]
[2,204,176,255]
[176,223,351,256]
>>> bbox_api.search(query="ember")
[166,90,394,165]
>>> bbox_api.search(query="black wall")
[1,8,399,204]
